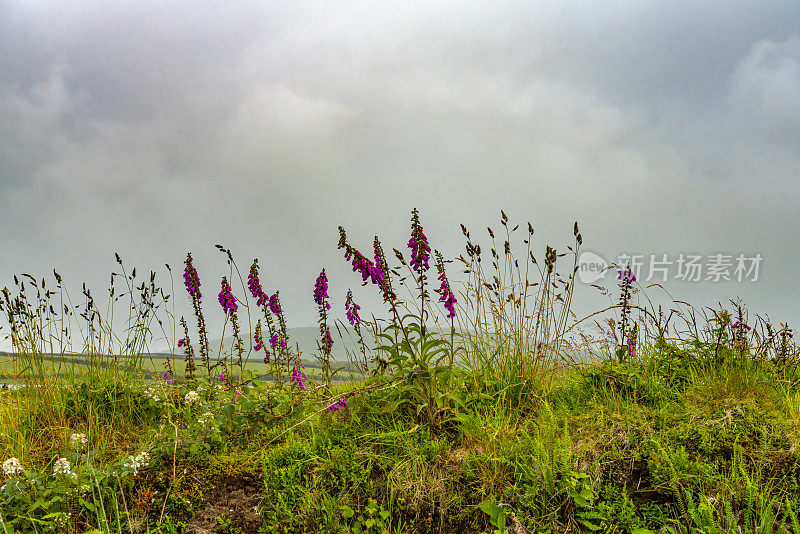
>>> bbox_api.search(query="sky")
[1,1,799,350]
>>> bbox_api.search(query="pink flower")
[218,277,237,314]
[313,269,331,310]
[408,208,431,273]
[326,394,348,412]
[183,253,202,297]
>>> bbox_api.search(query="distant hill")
[203,325,464,364]
[0,327,363,364]
[205,326,363,363]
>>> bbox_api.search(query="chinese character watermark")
[577,251,762,284]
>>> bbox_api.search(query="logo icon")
[578,251,609,284]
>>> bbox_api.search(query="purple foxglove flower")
[345,290,361,326]
[290,365,307,391]
[435,255,457,318]
[339,226,396,301]
[313,269,331,310]
[183,253,202,298]
[326,394,348,412]
[373,238,396,302]
[627,335,636,359]
[408,209,431,273]
[618,267,636,284]
[269,293,281,315]
[617,267,636,283]
[248,260,267,306]
[322,328,334,353]
[255,321,270,363]
[218,277,237,314]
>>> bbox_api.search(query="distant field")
[0,352,364,383]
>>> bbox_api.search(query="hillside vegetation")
[1,210,798,534]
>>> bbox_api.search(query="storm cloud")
[2,1,799,347]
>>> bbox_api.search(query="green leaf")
[421,337,447,354]
[382,398,407,413]
[577,519,602,531]
[341,505,354,519]
[478,499,501,518]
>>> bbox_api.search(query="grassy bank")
[3,342,800,533]
[1,210,798,533]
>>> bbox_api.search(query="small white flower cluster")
[123,451,150,476]
[144,387,161,401]
[185,390,201,404]
[53,457,76,480]
[70,433,88,447]
[2,457,23,477]
[198,411,215,427]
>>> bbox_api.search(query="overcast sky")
[1,1,799,349]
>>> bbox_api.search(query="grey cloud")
[2,2,800,346]
[729,37,800,129]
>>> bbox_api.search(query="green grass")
[3,342,800,533]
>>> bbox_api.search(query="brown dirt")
[185,473,263,534]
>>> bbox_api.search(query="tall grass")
[453,214,583,410]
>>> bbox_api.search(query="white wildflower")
[53,457,71,475]
[70,433,88,447]
[53,457,76,480]
[144,387,161,401]
[2,457,23,477]
[198,411,215,427]
[185,390,201,404]
[123,456,142,475]
[124,451,150,476]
